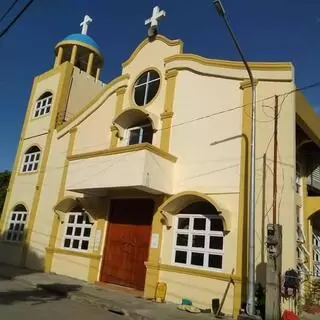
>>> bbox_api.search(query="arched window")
[34,92,53,118]
[63,207,93,251]
[173,202,224,271]
[21,146,41,173]
[126,119,153,146]
[6,204,28,242]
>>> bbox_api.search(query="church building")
[1,7,320,318]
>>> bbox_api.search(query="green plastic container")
[182,298,192,306]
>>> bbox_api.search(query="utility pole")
[265,95,283,320]
[213,1,257,315]
[272,95,278,225]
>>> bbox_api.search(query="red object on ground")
[282,310,298,320]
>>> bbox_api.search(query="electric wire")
[0,0,34,40]
[0,0,19,24]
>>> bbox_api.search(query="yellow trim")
[239,79,259,90]
[164,54,293,71]
[70,45,78,65]
[30,113,51,122]
[17,171,39,177]
[232,79,256,316]
[54,47,63,68]
[0,75,38,233]
[122,35,183,68]
[86,52,94,74]
[45,247,101,260]
[305,196,320,219]
[22,62,74,266]
[69,143,177,163]
[9,201,29,212]
[158,191,231,231]
[130,67,162,109]
[1,240,24,247]
[110,87,126,148]
[160,69,178,152]
[112,107,158,134]
[146,263,241,284]
[87,218,105,283]
[36,64,70,82]
[144,196,167,298]
[95,67,101,81]
[44,128,77,272]
[296,91,320,147]
[160,111,174,120]
[55,40,102,58]
[57,74,130,133]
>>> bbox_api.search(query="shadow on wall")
[0,229,82,305]
[0,228,44,271]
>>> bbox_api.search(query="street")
[0,277,122,320]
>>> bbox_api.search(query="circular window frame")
[131,67,162,108]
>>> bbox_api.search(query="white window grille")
[21,146,40,173]
[5,205,28,242]
[62,212,93,251]
[126,123,153,145]
[173,214,224,271]
[34,92,53,118]
[133,70,160,106]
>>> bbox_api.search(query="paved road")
[0,277,123,320]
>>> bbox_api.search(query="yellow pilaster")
[44,128,77,272]
[88,217,106,283]
[54,47,64,68]
[70,45,78,65]
[109,86,126,148]
[22,63,74,267]
[160,69,178,153]
[144,196,167,299]
[96,68,101,81]
[233,79,258,318]
[86,52,94,74]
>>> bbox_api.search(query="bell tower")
[54,15,103,80]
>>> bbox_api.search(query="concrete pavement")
[0,277,124,320]
[0,263,226,320]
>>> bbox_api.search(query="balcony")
[66,143,176,195]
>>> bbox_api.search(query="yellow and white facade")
[1,18,320,318]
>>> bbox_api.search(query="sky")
[0,0,319,171]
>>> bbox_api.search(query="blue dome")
[63,33,99,51]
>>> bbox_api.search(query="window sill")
[31,113,51,121]
[18,171,38,176]
[0,240,23,247]
[45,247,101,260]
[145,262,241,283]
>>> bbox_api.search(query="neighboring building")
[1,11,320,318]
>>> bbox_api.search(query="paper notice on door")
[151,233,159,249]
[94,229,102,251]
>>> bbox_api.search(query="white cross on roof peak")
[80,15,92,35]
[145,6,166,28]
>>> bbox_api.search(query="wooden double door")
[100,199,154,290]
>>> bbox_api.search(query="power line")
[6,80,320,178]
[0,0,19,24]
[0,0,34,40]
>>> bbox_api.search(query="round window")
[133,70,160,106]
